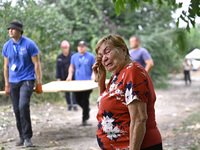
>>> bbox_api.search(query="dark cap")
[7,20,23,33]
[78,41,87,47]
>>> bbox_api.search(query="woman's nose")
[102,55,108,61]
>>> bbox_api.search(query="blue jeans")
[9,80,35,140]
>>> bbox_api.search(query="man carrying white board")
[67,41,95,126]
[2,20,42,147]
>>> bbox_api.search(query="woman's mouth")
[105,63,112,67]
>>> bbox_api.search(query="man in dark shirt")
[56,40,77,111]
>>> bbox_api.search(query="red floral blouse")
[96,62,162,150]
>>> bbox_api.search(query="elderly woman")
[92,35,162,150]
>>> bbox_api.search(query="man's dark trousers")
[75,90,92,121]
[9,80,34,140]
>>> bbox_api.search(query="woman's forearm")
[129,121,146,150]
[98,79,106,95]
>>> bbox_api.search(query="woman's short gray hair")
[95,34,130,58]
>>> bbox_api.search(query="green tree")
[112,0,200,30]
[173,26,200,58]
[43,0,108,52]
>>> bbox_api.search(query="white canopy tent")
[185,48,200,70]
[185,48,200,59]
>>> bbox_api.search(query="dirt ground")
[0,71,200,150]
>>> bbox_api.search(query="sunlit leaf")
[112,0,116,3]
[118,0,126,12]
[189,18,195,27]
[176,18,179,28]
[115,1,121,16]
[186,24,190,32]
[180,14,187,23]
[178,2,183,8]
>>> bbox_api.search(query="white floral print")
[101,116,121,140]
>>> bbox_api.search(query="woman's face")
[98,43,126,74]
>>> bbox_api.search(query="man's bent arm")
[145,59,154,73]
[4,57,9,86]
[31,54,42,84]
[67,65,75,81]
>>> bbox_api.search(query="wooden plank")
[0,79,110,95]
[0,91,5,95]
[42,80,99,92]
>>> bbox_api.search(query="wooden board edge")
[0,91,6,95]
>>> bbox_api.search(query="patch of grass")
[31,92,66,104]
[0,96,11,105]
[154,81,170,89]
[0,147,5,150]
[90,88,99,106]
[188,143,200,150]
[166,108,200,150]
[182,109,200,127]
[180,108,200,149]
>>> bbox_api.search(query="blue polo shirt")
[2,36,39,83]
[71,51,95,80]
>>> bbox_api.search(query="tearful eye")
[105,49,111,54]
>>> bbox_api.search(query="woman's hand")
[93,57,107,94]
[92,57,106,82]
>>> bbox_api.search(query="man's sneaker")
[73,106,78,111]
[24,138,33,147]
[68,106,72,111]
[81,120,92,126]
[16,138,24,146]
[82,120,88,126]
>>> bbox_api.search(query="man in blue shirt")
[129,35,154,73]
[67,41,95,125]
[2,20,42,147]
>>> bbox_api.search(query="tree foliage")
[172,26,200,57]
[112,0,200,31]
